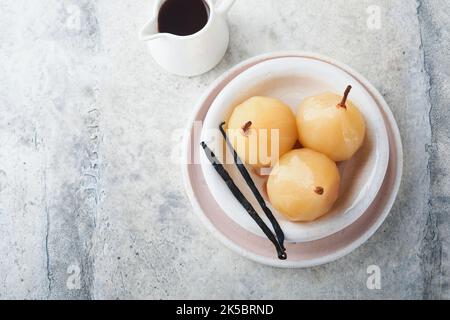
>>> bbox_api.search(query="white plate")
[200,57,390,243]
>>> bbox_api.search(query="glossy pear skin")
[297,92,366,162]
[227,96,298,168]
[267,149,340,222]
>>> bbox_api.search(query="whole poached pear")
[296,86,366,162]
[267,149,340,222]
[227,96,298,168]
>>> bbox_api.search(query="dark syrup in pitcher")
[158,0,210,36]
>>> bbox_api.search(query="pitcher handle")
[215,0,236,15]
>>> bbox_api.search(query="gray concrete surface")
[0,0,448,299]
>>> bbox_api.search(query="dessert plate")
[200,57,389,242]
[182,51,403,268]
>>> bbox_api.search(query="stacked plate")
[182,52,403,268]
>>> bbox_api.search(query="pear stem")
[241,121,252,135]
[338,85,352,109]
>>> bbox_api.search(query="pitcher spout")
[140,17,163,41]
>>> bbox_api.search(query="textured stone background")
[0,0,448,299]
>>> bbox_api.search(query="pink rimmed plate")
[182,51,403,268]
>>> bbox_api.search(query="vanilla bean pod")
[201,142,287,260]
[219,122,286,252]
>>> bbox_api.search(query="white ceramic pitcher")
[140,0,236,77]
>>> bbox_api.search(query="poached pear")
[267,149,340,222]
[227,96,298,168]
[296,86,366,162]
